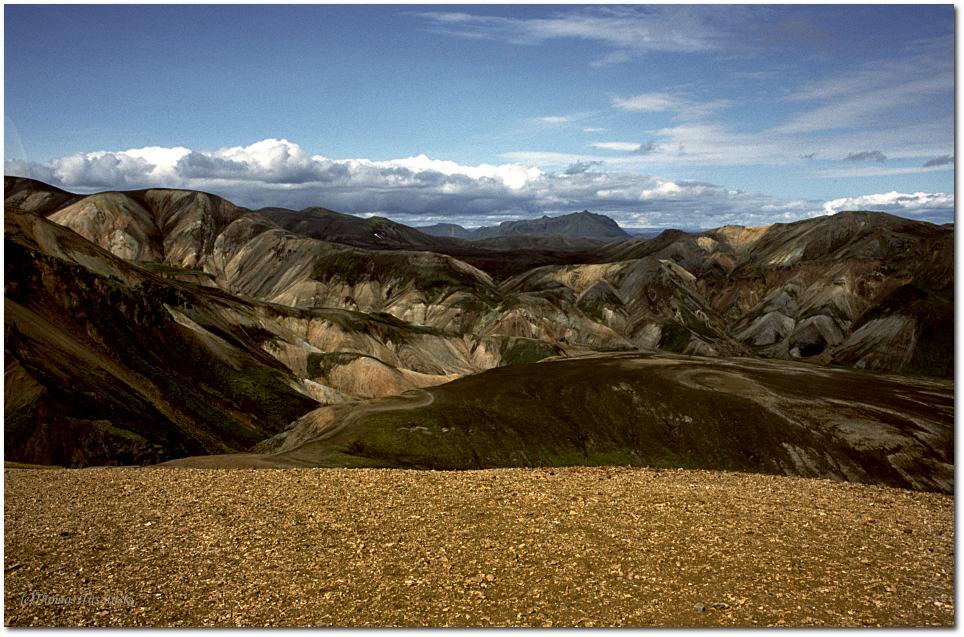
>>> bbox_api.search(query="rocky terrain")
[3,176,955,473]
[4,466,953,627]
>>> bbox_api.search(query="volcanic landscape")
[4,176,954,626]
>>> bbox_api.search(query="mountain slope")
[418,222,475,239]
[4,177,955,473]
[4,206,320,466]
[525,212,953,376]
[4,176,82,216]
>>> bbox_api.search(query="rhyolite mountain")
[4,176,954,478]
[420,210,631,242]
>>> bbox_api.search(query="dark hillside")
[242,353,953,494]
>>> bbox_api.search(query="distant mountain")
[257,206,460,251]
[10,177,953,379]
[623,226,705,238]
[418,222,475,240]
[421,210,631,242]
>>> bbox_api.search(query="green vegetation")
[658,323,690,352]
[328,358,778,470]
[306,354,951,493]
[307,351,368,377]
[310,249,479,292]
[499,337,563,366]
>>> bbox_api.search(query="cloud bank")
[6,138,954,227]
[820,191,953,219]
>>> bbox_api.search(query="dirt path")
[289,388,434,448]
[4,466,953,627]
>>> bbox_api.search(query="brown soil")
[3,466,953,627]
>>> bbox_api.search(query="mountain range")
[4,176,954,487]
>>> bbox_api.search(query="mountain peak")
[423,210,630,241]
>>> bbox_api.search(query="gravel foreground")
[4,466,954,627]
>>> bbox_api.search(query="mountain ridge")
[420,210,631,242]
[7,176,952,379]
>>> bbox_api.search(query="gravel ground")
[4,466,953,627]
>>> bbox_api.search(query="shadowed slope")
[5,203,554,465]
[3,176,81,216]
[4,207,323,466]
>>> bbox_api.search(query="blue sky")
[4,4,955,228]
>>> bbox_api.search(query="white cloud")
[7,138,954,228]
[539,116,570,124]
[591,142,642,152]
[44,151,158,189]
[773,82,944,135]
[198,138,322,183]
[612,92,679,112]
[507,124,782,169]
[640,181,683,199]
[773,37,952,135]
[117,146,191,178]
[365,153,541,191]
[417,6,722,58]
[612,92,732,121]
[582,127,607,133]
[814,164,954,179]
[509,116,952,172]
[821,191,953,218]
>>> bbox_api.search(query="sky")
[4,4,956,228]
